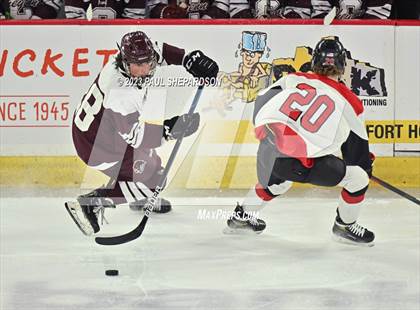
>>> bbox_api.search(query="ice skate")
[224,204,266,235]
[65,190,115,236]
[332,213,375,247]
[129,197,172,214]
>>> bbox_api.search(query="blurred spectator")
[312,0,393,19]
[65,0,168,19]
[254,0,313,19]
[254,0,275,18]
[149,0,187,18]
[0,0,7,18]
[7,0,63,18]
[153,0,253,19]
[391,0,419,19]
[281,0,311,18]
[205,0,252,18]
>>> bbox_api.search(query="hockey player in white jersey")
[225,36,375,246]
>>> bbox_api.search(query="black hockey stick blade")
[95,216,149,245]
[371,175,420,206]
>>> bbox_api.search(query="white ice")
[1,190,419,310]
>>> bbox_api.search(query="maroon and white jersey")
[253,72,368,159]
[260,0,312,18]
[281,0,312,18]
[202,0,252,18]
[312,0,393,19]
[170,0,251,18]
[72,42,185,170]
[9,0,62,18]
[65,0,167,19]
[171,0,213,18]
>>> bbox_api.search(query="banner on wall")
[0,23,417,159]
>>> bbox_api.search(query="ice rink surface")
[1,189,419,310]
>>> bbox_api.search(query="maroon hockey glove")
[163,113,200,140]
[183,50,219,80]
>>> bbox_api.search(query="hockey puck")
[105,269,119,276]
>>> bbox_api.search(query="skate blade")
[64,201,93,236]
[332,234,375,247]
[223,226,263,235]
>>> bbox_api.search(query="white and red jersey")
[72,42,185,170]
[253,72,368,161]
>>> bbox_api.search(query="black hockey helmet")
[311,36,346,75]
[118,31,158,77]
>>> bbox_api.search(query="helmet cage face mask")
[123,56,158,81]
[311,37,347,75]
[118,31,158,82]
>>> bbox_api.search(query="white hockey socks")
[241,181,293,213]
[337,166,370,224]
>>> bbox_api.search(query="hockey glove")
[183,50,219,80]
[163,113,200,141]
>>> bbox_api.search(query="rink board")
[0,156,419,188]
[0,20,419,188]
[0,21,419,310]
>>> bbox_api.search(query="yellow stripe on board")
[200,120,420,144]
[365,120,420,144]
[0,156,108,188]
[220,120,251,188]
[0,156,419,188]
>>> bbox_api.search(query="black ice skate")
[224,204,266,234]
[65,190,115,236]
[128,197,172,214]
[332,212,375,247]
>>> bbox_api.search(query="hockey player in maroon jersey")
[65,31,218,236]
[225,36,375,246]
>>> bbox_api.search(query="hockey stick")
[95,85,205,245]
[371,175,420,206]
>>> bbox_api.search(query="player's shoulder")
[335,80,363,115]
[97,57,125,91]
